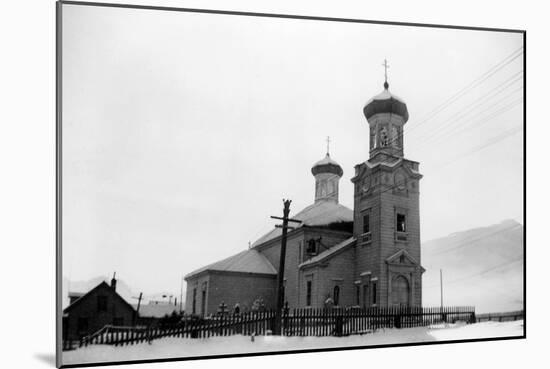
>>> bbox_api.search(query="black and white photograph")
[56,1,524,367]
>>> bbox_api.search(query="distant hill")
[422,219,523,314]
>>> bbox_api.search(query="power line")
[424,257,523,289]
[410,96,523,158]
[426,223,522,257]
[432,124,522,169]
[384,46,523,149]
[408,71,523,146]
[363,119,522,199]
[405,47,523,133]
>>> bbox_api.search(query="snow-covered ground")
[62,320,523,366]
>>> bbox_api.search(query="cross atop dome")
[382,58,390,89]
[312,140,343,203]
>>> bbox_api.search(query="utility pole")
[132,292,143,326]
[440,269,443,309]
[180,276,184,314]
[271,199,301,335]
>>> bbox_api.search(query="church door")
[391,275,410,306]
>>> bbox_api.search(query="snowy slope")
[422,220,523,313]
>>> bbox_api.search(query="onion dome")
[311,153,343,177]
[363,81,409,123]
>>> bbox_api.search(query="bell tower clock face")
[395,171,407,190]
[362,176,371,193]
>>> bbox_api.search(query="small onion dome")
[311,153,344,177]
[363,82,409,123]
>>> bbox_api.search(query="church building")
[185,75,425,316]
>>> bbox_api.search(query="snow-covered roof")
[251,200,353,248]
[365,88,405,105]
[313,154,341,167]
[135,303,179,318]
[363,85,409,123]
[185,249,277,279]
[299,237,356,268]
[311,153,343,177]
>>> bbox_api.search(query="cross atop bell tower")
[382,58,390,89]
[352,68,424,307]
[363,62,408,159]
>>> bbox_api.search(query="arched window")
[392,126,399,148]
[380,127,389,146]
[333,286,340,306]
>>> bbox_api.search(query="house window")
[333,286,340,306]
[192,288,197,315]
[97,295,107,312]
[306,281,312,306]
[355,285,360,306]
[113,317,124,326]
[396,213,406,232]
[77,317,88,334]
[306,239,317,255]
[372,282,377,305]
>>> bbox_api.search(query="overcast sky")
[61,4,523,297]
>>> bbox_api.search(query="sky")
[61,4,524,298]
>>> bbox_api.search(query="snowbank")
[63,320,523,366]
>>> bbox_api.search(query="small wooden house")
[63,277,136,341]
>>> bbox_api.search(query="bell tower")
[351,62,424,307]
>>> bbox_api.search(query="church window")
[192,288,197,315]
[333,286,340,306]
[372,282,377,305]
[306,239,317,255]
[380,127,389,146]
[306,281,312,306]
[396,213,406,232]
[201,290,206,316]
[201,282,207,317]
[392,126,399,148]
[363,213,370,234]
[97,295,107,312]
[363,284,369,308]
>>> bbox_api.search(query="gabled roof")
[185,249,277,280]
[299,237,356,268]
[251,200,353,248]
[63,281,136,314]
[385,249,426,272]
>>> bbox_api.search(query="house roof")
[251,200,353,248]
[63,281,136,314]
[185,249,277,280]
[135,303,179,318]
[299,237,356,268]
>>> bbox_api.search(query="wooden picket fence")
[475,310,524,323]
[75,306,476,348]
